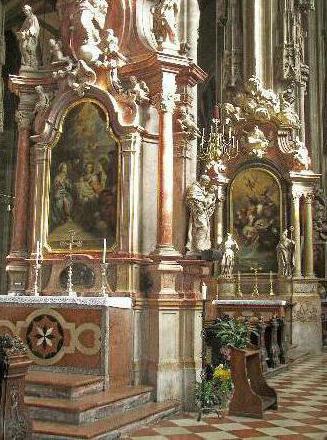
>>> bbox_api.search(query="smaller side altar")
[0,296,133,388]
[190,76,323,358]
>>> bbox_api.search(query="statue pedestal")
[217,277,236,299]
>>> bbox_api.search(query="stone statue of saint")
[17,5,40,68]
[293,136,311,170]
[185,175,216,255]
[221,233,239,278]
[151,0,180,47]
[277,229,295,277]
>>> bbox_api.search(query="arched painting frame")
[47,99,120,251]
[229,167,282,272]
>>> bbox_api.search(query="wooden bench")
[229,346,277,418]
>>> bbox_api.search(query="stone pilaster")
[29,142,50,258]
[118,133,142,255]
[146,261,183,401]
[303,192,314,278]
[291,188,303,278]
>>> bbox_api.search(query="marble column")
[153,78,180,257]
[242,0,265,83]
[291,189,302,278]
[303,192,314,278]
[10,110,33,257]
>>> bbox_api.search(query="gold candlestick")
[250,265,262,297]
[236,271,243,297]
[269,271,275,296]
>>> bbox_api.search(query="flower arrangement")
[196,316,258,419]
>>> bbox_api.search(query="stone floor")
[127,353,327,439]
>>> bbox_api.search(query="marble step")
[26,372,104,399]
[32,400,179,440]
[26,385,154,425]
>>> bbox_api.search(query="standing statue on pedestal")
[151,0,180,47]
[277,229,295,277]
[185,175,216,255]
[221,233,239,278]
[17,5,40,69]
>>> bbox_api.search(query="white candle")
[36,240,40,262]
[103,238,107,264]
[201,282,208,300]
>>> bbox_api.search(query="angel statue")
[220,233,239,278]
[277,229,295,277]
[17,5,40,68]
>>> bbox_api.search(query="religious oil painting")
[230,168,281,272]
[48,101,118,250]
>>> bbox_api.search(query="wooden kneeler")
[229,346,277,418]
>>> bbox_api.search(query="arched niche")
[47,99,120,251]
[229,166,283,272]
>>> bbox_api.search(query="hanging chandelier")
[198,0,239,165]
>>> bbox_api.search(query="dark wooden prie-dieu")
[229,346,278,419]
[0,335,32,440]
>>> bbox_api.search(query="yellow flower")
[213,366,231,381]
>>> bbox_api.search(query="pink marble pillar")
[10,111,33,256]
[153,86,180,257]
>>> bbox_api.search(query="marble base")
[291,294,322,355]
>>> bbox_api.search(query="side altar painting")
[230,168,281,272]
[48,101,118,250]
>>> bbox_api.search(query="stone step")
[26,372,104,399]
[26,385,154,425]
[32,400,179,440]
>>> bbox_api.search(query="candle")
[103,238,107,264]
[36,240,40,262]
[201,282,207,300]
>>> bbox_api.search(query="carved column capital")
[120,132,142,155]
[15,110,33,130]
[291,188,303,201]
[303,192,315,204]
[31,143,50,163]
[153,92,179,113]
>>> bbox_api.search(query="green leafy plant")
[195,378,220,409]
[213,317,251,349]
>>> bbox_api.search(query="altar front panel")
[0,297,133,385]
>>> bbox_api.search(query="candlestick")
[250,265,261,297]
[201,281,208,301]
[60,230,82,297]
[100,262,110,297]
[269,271,275,296]
[33,240,42,296]
[102,238,107,264]
[236,271,243,297]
